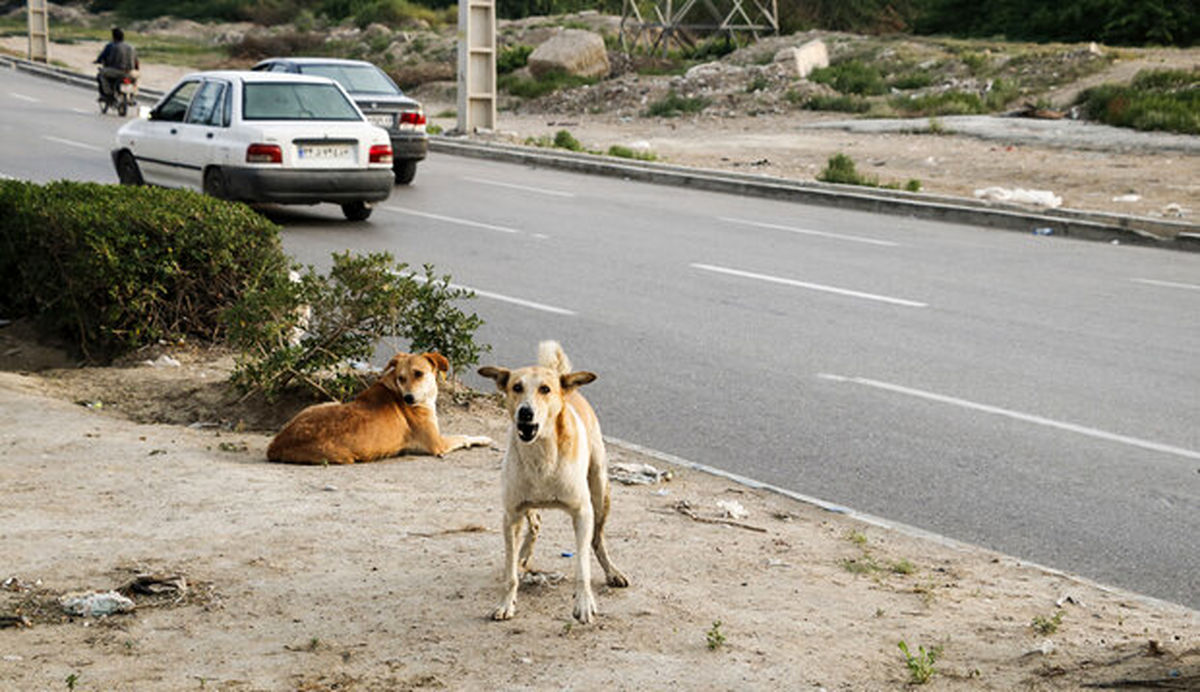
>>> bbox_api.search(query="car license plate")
[297,144,352,161]
[367,114,394,129]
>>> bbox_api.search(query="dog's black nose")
[403,394,416,405]
[517,406,534,423]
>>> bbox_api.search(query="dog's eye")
[512,383,524,393]
[538,385,551,394]
[413,370,424,379]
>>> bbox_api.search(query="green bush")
[606,145,657,161]
[643,90,711,117]
[809,60,888,96]
[1077,68,1200,135]
[553,129,584,152]
[817,153,878,186]
[892,90,986,116]
[224,252,487,401]
[0,181,286,361]
[497,44,533,74]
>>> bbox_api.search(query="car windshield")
[297,64,400,95]
[242,82,361,121]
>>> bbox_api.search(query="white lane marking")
[819,373,1200,462]
[691,262,927,308]
[403,272,575,316]
[1132,278,1200,292]
[72,108,92,115]
[380,205,522,235]
[43,135,102,152]
[10,92,39,103]
[462,176,575,198]
[720,216,899,247]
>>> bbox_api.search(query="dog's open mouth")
[516,422,539,442]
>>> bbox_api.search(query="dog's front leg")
[571,504,597,624]
[491,509,522,620]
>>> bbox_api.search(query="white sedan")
[111,70,394,221]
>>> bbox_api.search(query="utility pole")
[27,0,50,63]
[456,0,496,133]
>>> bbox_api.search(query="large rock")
[774,39,829,79]
[528,29,610,80]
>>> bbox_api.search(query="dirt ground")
[1,326,1198,691]
[3,36,1197,224]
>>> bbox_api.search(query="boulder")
[528,29,610,80]
[774,39,829,79]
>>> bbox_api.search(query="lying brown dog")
[267,351,493,464]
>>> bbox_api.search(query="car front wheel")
[393,160,417,185]
[203,167,228,200]
[341,201,373,221]
[116,151,143,186]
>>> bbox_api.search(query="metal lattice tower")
[620,0,778,55]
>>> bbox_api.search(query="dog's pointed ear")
[422,352,450,374]
[477,366,510,391]
[379,356,402,395]
[560,371,597,392]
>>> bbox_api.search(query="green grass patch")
[809,60,888,96]
[802,94,871,113]
[643,90,711,117]
[607,145,657,161]
[1077,68,1200,134]
[499,70,596,99]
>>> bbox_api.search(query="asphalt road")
[3,68,1198,609]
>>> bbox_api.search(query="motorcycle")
[99,68,138,117]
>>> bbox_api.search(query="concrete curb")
[431,136,1200,252]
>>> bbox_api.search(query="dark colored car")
[252,57,427,185]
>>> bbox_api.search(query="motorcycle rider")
[95,27,138,103]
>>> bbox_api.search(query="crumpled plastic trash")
[974,187,1062,209]
[142,354,181,368]
[60,591,135,617]
[609,462,671,485]
[716,499,749,520]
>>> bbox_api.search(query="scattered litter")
[60,591,135,617]
[2,655,23,661]
[519,657,533,665]
[716,499,749,520]
[142,354,181,368]
[1055,594,1083,608]
[974,187,1062,209]
[560,551,574,558]
[653,488,671,496]
[0,616,31,629]
[610,462,671,485]
[322,484,338,492]
[187,421,220,429]
[669,500,767,533]
[81,400,104,410]
[766,558,790,568]
[1112,194,1141,203]
[1032,227,1055,236]
[2,576,39,593]
[123,574,187,598]
[1162,203,1187,218]
[1023,639,1056,657]
[520,571,565,587]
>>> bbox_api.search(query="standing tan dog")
[478,341,628,623]
[267,352,492,464]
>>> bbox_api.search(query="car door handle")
[170,128,177,135]
[206,132,214,139]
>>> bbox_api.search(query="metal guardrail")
[4,52,1197,251]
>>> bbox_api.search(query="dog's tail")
[537,340,571,375]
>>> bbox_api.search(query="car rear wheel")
[341,201,373,221]
[203,167,228,200]
[116,151,143,186]
[393,160,417,185]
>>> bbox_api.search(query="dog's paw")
[606,571,630,588]
[573,592,597,624]
[491,601,516,621]
[470,435,495,448]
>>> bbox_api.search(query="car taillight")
[246,143,282,164]
[399,111,426,126]
[369,144,393,164]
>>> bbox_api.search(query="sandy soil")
[1,329,1198,691]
